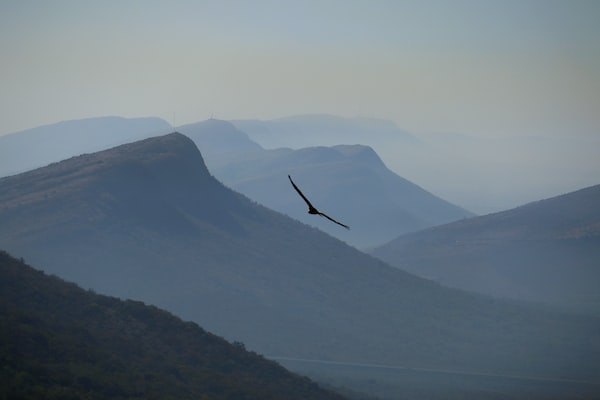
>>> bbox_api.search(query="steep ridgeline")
[0,116,172,178]
[0,250,345,400]
[371,184,600,314]
[177,118,264,168]
[179,119,472,248]
[0,133,599,397]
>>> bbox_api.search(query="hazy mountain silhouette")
[0,116,172,178]
[0,133,598,398]
[179,119,472,248]
[178,118,264,168]
[0,250,345,400]
[231,114,418,150]
[231,114,600,215]
[371,184,600,314]
[1,116,469,248]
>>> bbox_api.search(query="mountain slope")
[370,184,600,313]
[0,133,598,392]
[179,119,472,248]
[0,250,345,400]
[228,144,472,248]
[0,116,172,178]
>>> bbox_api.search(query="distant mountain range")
[231,114,600,215]
[231,114,418,150]
[370,184,600,314]
[0,116,172,177]
[179,119,472,248]
[0,116,473,248]
[1,133,598,399]
[0,250,345,400]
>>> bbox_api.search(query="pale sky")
[2,0,599,136]
[1,0,599,212]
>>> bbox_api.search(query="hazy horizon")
[1,0,599,213]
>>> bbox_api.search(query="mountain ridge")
[1,116,472,248]
[230,114,418,150]
[179,119,472,248]
[370,184,600,312]
[1,132,598,398]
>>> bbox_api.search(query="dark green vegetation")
[0,133,599,399]
[371,184,600,314]
[0,250,345,400]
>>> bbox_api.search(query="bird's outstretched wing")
[288,174,350,230]
[288,175,317,213]
[317,211,350,230]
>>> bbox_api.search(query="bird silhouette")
[288,175,350,229]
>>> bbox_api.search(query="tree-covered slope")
[0,250,345,400]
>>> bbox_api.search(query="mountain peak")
[99,131,194,156]
[332,144,385,167]
[0,132,243,238]
[93,131,209,170]
[0,132,212,193]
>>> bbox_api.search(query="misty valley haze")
[1,129,599,399]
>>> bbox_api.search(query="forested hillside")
[0,250,345,400]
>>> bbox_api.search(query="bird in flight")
[288,175,350,229]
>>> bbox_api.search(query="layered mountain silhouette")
[231,114,600,215]
[179,119,472,248]
[231,114,418,150]
[0,116,471,248]
[0,116,172,178]
[371,184,600,314]
[0,250,345,400]
[178,118,264,167]
[1,133,599,397]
